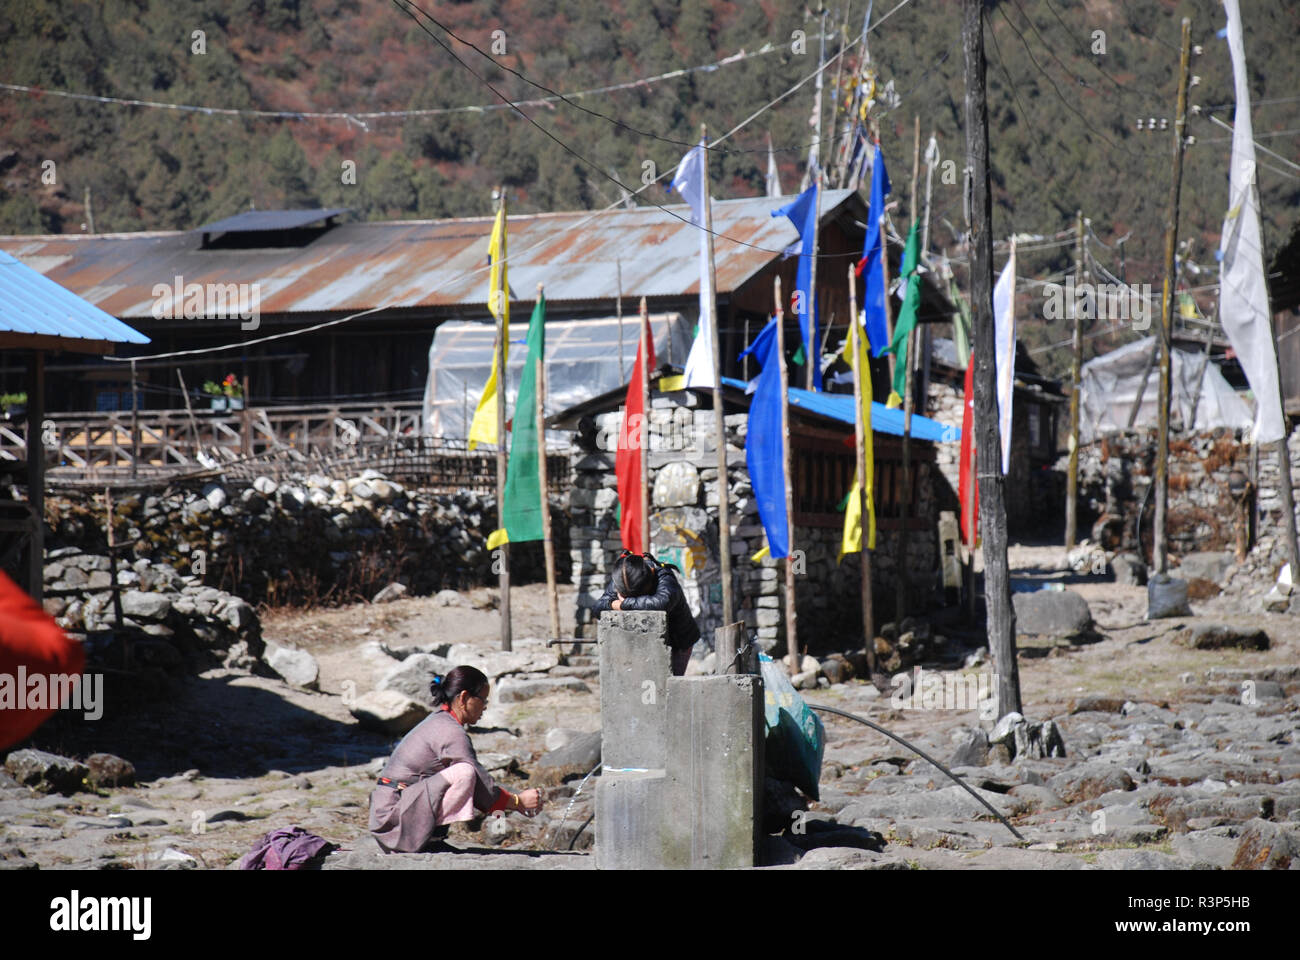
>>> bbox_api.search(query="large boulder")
[4,749,88,794]
[265,642,321,690]
[1012,590,1093,637]
[1176,551,1234,584]
[536,731,602,773]
[495,677,591,702]
[1174,623,1269,651]
[378,653,453,707]
[349,690,428,735]
[86,753,137,789]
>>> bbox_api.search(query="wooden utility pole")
[495,190,512,651]
[1153,18,1192,575]
[638,296,652,555]
[1065,210,1085,549]
[536,283,561,643]
[774,278,800,677]
[847,265,876,671]
[963,0,1020,719]
[701,124,734,625]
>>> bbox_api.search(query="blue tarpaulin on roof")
[720,376,958,443]
[0,251,149,346]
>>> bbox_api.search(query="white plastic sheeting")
[423,312,692,441]
[1079,336,1253,444]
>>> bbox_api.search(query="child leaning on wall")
[593,550,701,676]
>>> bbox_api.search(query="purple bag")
[239,826,335,870]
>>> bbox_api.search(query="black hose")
[806,702,1026,842]
[568,813,594,851]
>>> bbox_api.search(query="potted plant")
[1,392,26,420]
[203,375,244,411]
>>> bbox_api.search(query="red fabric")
[958,354,979,546]
[0,571,85,750]
[616,328,656,553]
[487,790,513,814]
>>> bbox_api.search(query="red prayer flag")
[616,330,656,553]
[958,353,979,546]
[0,571,86,749]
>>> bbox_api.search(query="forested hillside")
[1,0,1297,376]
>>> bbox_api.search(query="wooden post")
[880,213,896,390]
[177,369,202,460]
[536,284,561,643]
[701,124,734,625]
[26,352,44,603]
[964,0,1021,719]
[847,265,876,671]
[774,277,799,678]
[895,117,923,622]
[240,373,251,458]
[806,167,823,392]
[130,359,140,477]
[105,487,123,629]
[638,296,651,555]
[495,190,512,652]
[1153,18,1192,576]
[616,258,625,377]
[715,621,748,675]
[1066,210,1085,548]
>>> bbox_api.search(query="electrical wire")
[103,5,916,364]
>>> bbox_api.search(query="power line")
[994,4,1162,161]
[0,44,786,131]
[102,4,919,365]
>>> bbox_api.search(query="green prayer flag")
[888,219,923,400]
[501,295,547,542]
[791,343,805,366]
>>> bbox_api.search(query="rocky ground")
[2,545,1298,871]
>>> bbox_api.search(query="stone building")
[550,373,957,658]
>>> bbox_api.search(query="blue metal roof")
[721,376,959,443]
[0,250,150,346]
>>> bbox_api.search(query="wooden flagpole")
[701,124,734,625]
[495,189,512,652]
[536,283,561,642]
[774,278,799,677]
[848,264,875,671]
[896,117,922,621]
[639,296,651,555]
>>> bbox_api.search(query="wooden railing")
[0,401,570,494]
[0,401,425,470]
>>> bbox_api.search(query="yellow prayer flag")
[840,318,877,560]
[486,527,510,550]
[468,206,510,450]
[751,543,771,563]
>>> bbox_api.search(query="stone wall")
[43,472,568,609]
[924,377,1064,537]
[567,391,939,656]
[1071,427,1300,572]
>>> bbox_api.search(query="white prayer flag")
[672,138,716,389]
[992,240,1017,475]
[1218,0,1285,445]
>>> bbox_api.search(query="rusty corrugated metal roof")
[0,191,859,320]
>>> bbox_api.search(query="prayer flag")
[468,206,510,449]
[739,318,790,558]
[616,325,656,553]
[672,138,717,389]
[856,145,892,356]
[487,295,548,549]
[993,244,1016,475]
[885,218,923,407]
[839,311,877,558]
[772,182,823,390]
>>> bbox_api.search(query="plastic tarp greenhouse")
[1079,336,1253,443]
[423,312,692,440]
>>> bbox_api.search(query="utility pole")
[1153,18,1192,576]
[1065,210,1084,549]
[963,0,1020,719]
